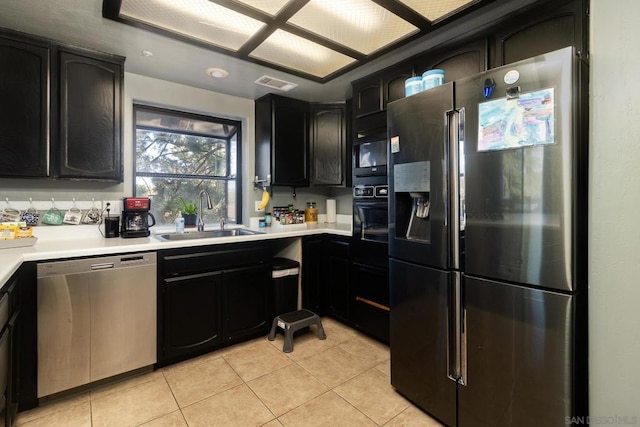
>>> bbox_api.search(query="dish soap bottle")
[175,211,185,234]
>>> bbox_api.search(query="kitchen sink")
[156,228,265,241]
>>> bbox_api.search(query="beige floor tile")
[268,328,336,361]
[375,360,391,377]
[138,410,188,426]
[164,356,243,408]
[335,368,409,425]
[262,419,284,427]
[91,377,178,427]
[216,336,266,358]
[339,334,390,366]
[320,317,362,343]
[90,369,164,401]
[159,348,222,377]
[224,339,292,381]
[182,384,274,427]
[248,363,328,416]
[16,392,90,425]
[384,405,444,426]
[278,391,376,427]
[16,401,91,427]
[296,346,378,388]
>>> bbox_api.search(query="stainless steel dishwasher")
[37,252,157,398]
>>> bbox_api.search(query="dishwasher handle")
[91,263,114,271]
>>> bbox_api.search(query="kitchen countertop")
[0,219,352,286]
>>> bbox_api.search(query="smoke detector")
[254,75,298,92]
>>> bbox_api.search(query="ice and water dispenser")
[394,161,432,242]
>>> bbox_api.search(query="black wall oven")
[351,184,390,343]
[353,185,388,246]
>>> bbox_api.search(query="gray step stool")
[268,309,326,353]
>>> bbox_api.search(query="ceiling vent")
[254,75,298,92]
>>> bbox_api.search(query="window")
[133,104,241,226]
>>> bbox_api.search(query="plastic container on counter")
[422,69,445,91]
[404,76,423,96]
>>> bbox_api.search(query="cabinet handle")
[355,296,389,311]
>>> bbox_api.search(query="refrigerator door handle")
[445,109,460,269]
[457,107,466,234]
[448,271,462,383]
[460,274,468,386]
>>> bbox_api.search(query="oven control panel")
[354,185,388,198]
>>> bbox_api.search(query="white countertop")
[0,218,352,286]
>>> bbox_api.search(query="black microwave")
[353,139,387,182]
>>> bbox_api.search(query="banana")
[257,189,270,210]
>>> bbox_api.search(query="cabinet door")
[162,271,222,361]
[57,49,122,181]
[352,79,382,117]
[272,97,309,186]
[325,239,351,323]
[7,310,19,426]
[492,0,587,67]
[222,263,271,341]
[0,37,49,178]
[311,104,345,186]
[382,64,414,109]
[301,237,325,314]
[414,38,487,84]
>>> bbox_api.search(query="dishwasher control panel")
[38,252,157,277]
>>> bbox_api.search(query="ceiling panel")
[232,0,292,16]
[119,0,265,51]
[104,0,497,82]
[287,0,419,55]
[396,0,479,22]
[249,29,357,78]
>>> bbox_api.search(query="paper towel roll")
[326,199,336,223]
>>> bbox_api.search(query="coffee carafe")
[121,197,156,238]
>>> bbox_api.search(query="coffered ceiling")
[103,0,492,81]
[0,0,544,101]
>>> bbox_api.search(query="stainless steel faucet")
[219,217,227,231]
[197,189,213,231]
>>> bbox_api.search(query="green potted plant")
[179,197,198,226]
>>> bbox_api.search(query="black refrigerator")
[387,47,588,426]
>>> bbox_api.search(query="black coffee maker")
[121,197,156,238]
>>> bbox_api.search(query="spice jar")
[304,201,318,224]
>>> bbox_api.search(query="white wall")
[589,0,640,419]
[123,73,255,224]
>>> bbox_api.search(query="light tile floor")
[16,318,443,427]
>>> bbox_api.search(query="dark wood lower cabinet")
[161,271,222,362]
[158,243,271,366]
[301,237,325,315]
[222,264,271,342]
[325,239,351,323]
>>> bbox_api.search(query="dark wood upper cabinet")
[0,37,49,178]
[491,0,588,67]
[382,64,414,109]
[352,80,382,118]
[0,29,124,181]
[414,38,487,83]
[255,94,310,187]
[56,49,123,181]
[311,103,346,186]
